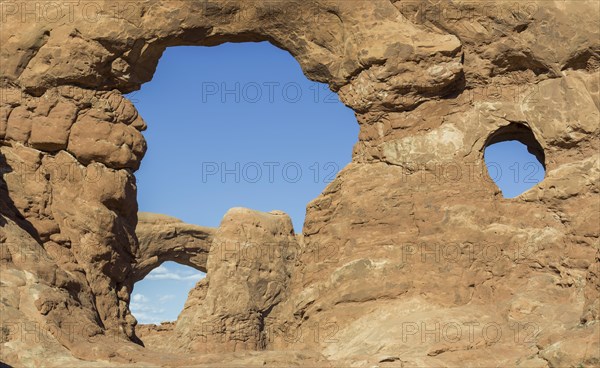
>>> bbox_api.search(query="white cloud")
[132,294,148,303]
[130,292,169,324]
[145,264,205,281]
[132,311,163,325]
[159,294,175,302]
[130,264,206,324]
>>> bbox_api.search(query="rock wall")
[1,0,598,366]
[172,208,298,353]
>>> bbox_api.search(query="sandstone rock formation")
[1,0,599,367]
[134,212,213,282]
[172,208,298,353]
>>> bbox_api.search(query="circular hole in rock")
[483,123,546,198]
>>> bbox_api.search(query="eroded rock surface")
[134,212,213,282]
[1,0,599,367]
[171,208,298,353]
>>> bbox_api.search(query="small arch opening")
[483,123,546,198]
[130,261,206,325]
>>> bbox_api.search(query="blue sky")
[128,42,358,233]
[484,140,545,198]
[130,262,205,324]
[128,42,358,324]
[127,42,545,324]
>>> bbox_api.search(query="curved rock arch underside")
[1,1,599,366]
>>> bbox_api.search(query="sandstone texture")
[1,0,599,367]
[134,212,213,282]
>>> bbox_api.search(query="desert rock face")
[1,1,599,367]
[134,212,213,282]
[171,208,298,353]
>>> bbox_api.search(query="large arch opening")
[125,41,358,341]
[483,123,546,198]
[128,42,358,231]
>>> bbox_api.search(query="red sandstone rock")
[0,1,598,367]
